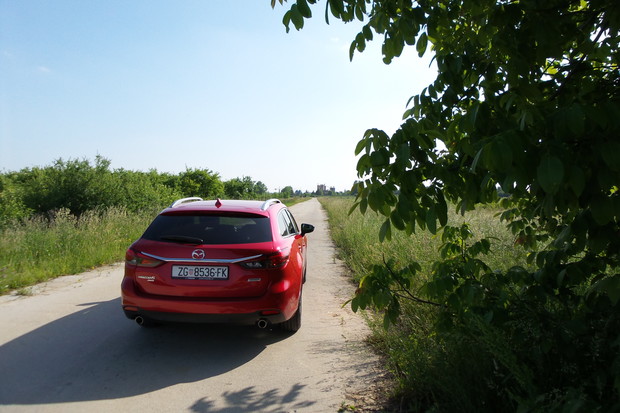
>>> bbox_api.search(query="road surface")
[0,198,384,412]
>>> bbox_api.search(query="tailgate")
[134,242,273,299]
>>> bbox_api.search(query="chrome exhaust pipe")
[135,316,145,326]
[256,319,269,329]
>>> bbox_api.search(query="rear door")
[277,209,305,277]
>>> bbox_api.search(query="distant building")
[317,184,326,193]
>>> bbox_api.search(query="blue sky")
[0,1,436,192]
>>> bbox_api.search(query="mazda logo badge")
[192,249,205,260]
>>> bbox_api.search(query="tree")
[17,156,118,215]
[255,181,269,195]
[224,176,258,199]
[177,168,224,199]
[280,185,294,198]
[273,0,619,409]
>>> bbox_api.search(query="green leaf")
[370,150,388,167]
[354,5,364,21]
[329,0,344,18]
[348,202,360,215]
[324,0,330,24]
[436,194,448,227]
[589,274,620,305]
[349,41,356,61]
[282,10,292,33]
[537,156,564,195]
[416,32,428,57]
[362,25,373,41]
[390,209,405,230]
[360,198,368,214]
[470,148,483,172]
[290,4,304,30]
[354,138,368,156]
[297,0,312,18]
[355,32,366,53]
[568,166,585,197]
[426,208,437,235]
[368,191,382,212]
[379,219,392,242]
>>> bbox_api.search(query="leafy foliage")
[0,175,31,226]
[176,168,225,199]
[224,176,265,199]
[10,156,179,216]
[0,157,281,224]
[274,0,620,410]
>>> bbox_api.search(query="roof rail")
[260,198,282,211]
[170,197,203,208]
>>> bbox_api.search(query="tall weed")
[0,208,156,294]
[320,197,532,411]
[322,197,527,283]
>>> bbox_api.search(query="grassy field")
[319,196,532,411]
[0,208,157,295]
[320,196,528,283]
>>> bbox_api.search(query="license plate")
[172,265,229,280]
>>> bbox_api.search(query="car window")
[278,209,297,237]
[285,209,299,234]
[142,214,272,244]
[278,211,291,237]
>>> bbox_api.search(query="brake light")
[240,250,290,269]
[125,249,164,268]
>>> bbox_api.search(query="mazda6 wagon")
[121,198,314,332]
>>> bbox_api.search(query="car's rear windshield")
[142,214,272,244]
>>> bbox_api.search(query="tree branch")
[383,256,444,307]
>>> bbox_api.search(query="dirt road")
[0,198,384,412]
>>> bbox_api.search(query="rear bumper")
[122,308,287,325]
[121,276,297,325]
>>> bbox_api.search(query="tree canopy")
[273,0,619,410]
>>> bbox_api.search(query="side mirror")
[300,223,314,236]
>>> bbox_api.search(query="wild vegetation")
[275,0,619,410]
[0,156,315,295]
[0,208,156,295]
[321,196,613,411]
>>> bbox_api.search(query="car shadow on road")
[0,297,299,408]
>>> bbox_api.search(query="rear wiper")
[159,235,204,244]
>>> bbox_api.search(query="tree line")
[0,156,296,226]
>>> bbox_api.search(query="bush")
[0,175,31,227]
[320,197,620,411]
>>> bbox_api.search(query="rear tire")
[280,295,302,333]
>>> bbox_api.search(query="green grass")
[0,208,157,295]
[319,196,532,411]
[321,197,528,283]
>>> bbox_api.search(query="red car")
[121,198,314,332]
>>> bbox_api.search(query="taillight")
[125,249,164,268]
[240,250,290,269]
